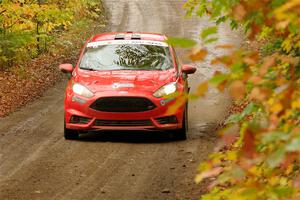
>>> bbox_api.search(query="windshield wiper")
[80,67,96,71]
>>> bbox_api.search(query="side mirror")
[59,63,73,73]
[182,64,197,74]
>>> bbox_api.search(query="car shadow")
[78,130,182,144]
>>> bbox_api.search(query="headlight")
[153,82,177,98]
[72,83,94,98]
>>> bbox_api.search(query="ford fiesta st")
[59,32,197,140]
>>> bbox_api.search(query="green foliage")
[209,73,229,85]
[201,26,219,44]
[183,0,300,199]
[0,0,102,69]
[261,38,283,56]
[166,37,197,48]
[201,26,217,40]
[226,102,258,124]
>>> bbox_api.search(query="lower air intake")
[94,119,153,127]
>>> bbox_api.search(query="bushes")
[180,0,300,199]
[0,0,102,69]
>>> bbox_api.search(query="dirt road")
[0,1,241,199]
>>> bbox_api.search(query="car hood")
[74,69,178,93]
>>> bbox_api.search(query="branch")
[4,19,20,30]
[0,9,6,15]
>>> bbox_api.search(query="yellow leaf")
[196,82,208,97]
[166,96,187,115]
[249,166,262,176]
[269,176,280,186]
[282,39,292,53]
[270,103,283,114]
[285,164,294,175]
[227,151,238,161]
[292,100,300,109]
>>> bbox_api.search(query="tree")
[170,0,300,199]
[0,0,102,69]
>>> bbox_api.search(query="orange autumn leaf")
[242,70,252,81]
[217,80,227,92]
[211,58,221,65]
[243,57,256,65]
[219,55,234,67]
[229,80,246,100]
[275,77,286,86]
[215,44,235,49]
[249,87,270,101]
[260,56,275,76]
[233,4,247,21]
[189,48,208,61]
[243,52,260,65]
[249,76,263,85]
[249,22,261,40]
[241,128,257,159]
[278,54,299,65]
[243,57,257,65]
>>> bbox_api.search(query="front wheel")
[64,121,79,140]
[174,106,188,140]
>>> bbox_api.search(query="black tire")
[174,106,188,140]
[64,122,79,140]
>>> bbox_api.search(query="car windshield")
[79,41,174,71]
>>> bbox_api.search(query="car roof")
[90,32,167,42]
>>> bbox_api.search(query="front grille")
[90,97,156,112]
[94,119,153,127]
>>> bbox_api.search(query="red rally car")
[59,32,197,140]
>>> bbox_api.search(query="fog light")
[70,116,91,124]
[160,97,175,106]
[72,96,87,104]
[155,116,178,124]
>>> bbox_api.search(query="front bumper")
[64,91,185,131]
